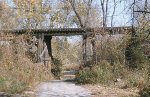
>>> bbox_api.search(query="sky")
[105,0,132,26]
[1,0,14,6]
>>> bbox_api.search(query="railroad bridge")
[1,26,132,67]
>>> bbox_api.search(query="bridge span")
[0,26,132,67]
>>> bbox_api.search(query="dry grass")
[125,68,150,89]
[83,84,139,97]
[0,34,53,93]
[76,60,150,89]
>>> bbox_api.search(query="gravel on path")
[35,80,91,97]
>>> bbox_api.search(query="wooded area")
[0,0,150,97]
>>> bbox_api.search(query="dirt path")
[35,80,91,97]
[21,81,139,97]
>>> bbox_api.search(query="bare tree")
[111,0,116,27]
[67,0,84,27]
[13,0,50,29]
[100,0,109,27]
[67,0,95,28]
[0,1,17,29]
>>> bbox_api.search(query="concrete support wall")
[37,33,44,62]
[37,34,52,68]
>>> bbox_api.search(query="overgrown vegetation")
[76,60,150,87]
[0,35,52,93]
[76,61,113,84]
[139,85,150,97]
[0,0,150,96]
[51,58,63,79]
[76,32,150,96]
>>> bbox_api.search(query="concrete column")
[37,33,44,62]
[82,35,87,67]
[91,37,97,65]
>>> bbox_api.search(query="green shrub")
[125,38,146,69]
[0,77,28,94]
[139,85,150,97]
[125,64,150,88]
[8,82,28,94]
[51,58,63,79]
[0,77,7,91]
[75,69,98,84]
[0,77,6,85]
[76,61,113,84]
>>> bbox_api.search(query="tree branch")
[84,0,93,28]
[68,0,84,27]
[134,11,150,14]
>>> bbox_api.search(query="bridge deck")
[1,26,132,36]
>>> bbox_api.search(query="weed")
[139,85,150,97]
[76,60,113,84]
[0,35,53,93]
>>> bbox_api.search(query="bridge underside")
[1,27,132,68]
[28,28,92,67]
[2,26,132,35]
